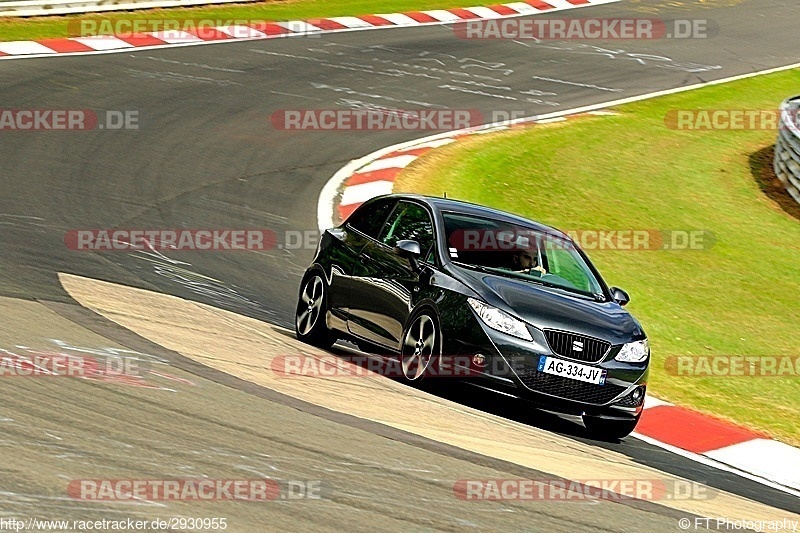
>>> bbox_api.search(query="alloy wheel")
[296,275,324,336]
[401,314,438,380]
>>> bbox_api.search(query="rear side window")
[346,199,395,239]
[379,201,435,254]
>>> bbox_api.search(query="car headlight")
[615,339,650,363]
[467,298,532,341]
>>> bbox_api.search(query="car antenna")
[443,191,447,198]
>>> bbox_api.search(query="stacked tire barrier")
[774,95,800,205]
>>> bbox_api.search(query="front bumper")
[442,315,649,420]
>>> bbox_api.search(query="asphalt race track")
[1,0,798,529]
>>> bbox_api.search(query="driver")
[511,250,546,275]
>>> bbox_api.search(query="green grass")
[1,0,478,41]
[395,69,800,446]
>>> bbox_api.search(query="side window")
[346,199,395,239]
[378,202,435,260]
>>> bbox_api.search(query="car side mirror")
[394,239,421,271]
[610,287,630,306]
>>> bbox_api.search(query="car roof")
[377,194,570,239]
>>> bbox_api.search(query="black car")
[295,194,649,439]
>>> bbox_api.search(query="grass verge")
[2,0,483,42]
[395,69,800,446]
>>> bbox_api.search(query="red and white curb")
[317,108,800,499]
[332,115,600,222]
[635,398,800,495]
[0,0,618,60]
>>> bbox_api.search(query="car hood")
[452,266,643,345]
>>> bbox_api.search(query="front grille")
[517,367,625,405]
[544,330,610,363]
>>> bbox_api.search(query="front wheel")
[582,414,640,441]
[400,311,440,382]
[295,273,335,349]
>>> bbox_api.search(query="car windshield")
[442,211,605,299]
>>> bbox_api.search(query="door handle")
[359,254,371,264]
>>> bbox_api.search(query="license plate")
[537,356,607,385]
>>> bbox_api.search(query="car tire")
[582,414,640,441]
[295,272,335,349]
[399,310,441,382]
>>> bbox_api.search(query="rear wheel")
[400,311,440,382]
[582,414,640,441]
[295,273,335,349]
